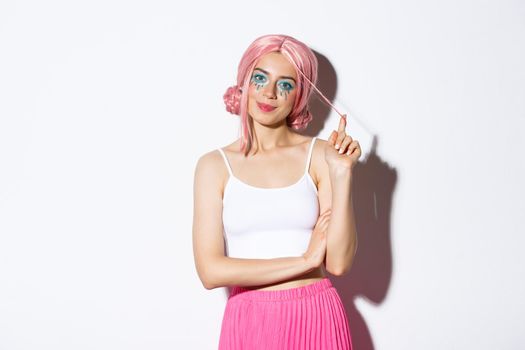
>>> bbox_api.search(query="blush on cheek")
[247,99,258,117]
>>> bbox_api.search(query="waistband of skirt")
[229,278,333,301]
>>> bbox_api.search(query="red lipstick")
[257,102,277,112]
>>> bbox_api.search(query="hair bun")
[223,85,242,115]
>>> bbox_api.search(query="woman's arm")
[202,256,313,290]
[324,168,357,276]
[315,134,359,276]
[192,152,318,290]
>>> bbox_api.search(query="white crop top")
[217,137,320,259]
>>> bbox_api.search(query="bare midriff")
[244,266,327,291]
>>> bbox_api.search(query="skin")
[192,52,361,291]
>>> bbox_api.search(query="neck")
[250,120,296,153]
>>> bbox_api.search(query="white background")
[1,0,524,349]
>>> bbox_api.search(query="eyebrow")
[253,68,297,83]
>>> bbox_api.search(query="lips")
[257,102,277,112]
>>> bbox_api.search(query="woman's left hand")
[325,115,361,172]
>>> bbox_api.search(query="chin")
[253,116,288,128]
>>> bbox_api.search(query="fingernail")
[335,144,340,149]
[339,148,344,154]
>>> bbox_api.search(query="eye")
[251,73,267,84]
[278,81,294,91]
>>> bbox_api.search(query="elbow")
[335,242,358,276]
[202,279,216,290]
[327,251,357,277]
[197,259,222,290]
[195,265,213,289]
[326,237,358,277]
[199,272,218,290]
[327,265,349,277]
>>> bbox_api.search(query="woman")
[192,34,360,349]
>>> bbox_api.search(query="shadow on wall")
[305,51,398,350]
[333,144,396,350]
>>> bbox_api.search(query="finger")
[338,115,347,133]
[321,209,332,215]
[315,215,328,228]
[321,213,331,224]
[317,211,330,223]
[346,140,360,156]
[345,143,358,156]
[316,215,331,230]
[316,209,331,226]
[335,130,346,150]
[321,210,332,218]
[317,215,330,227]
[328,130,337,146]
[338,136,353,154]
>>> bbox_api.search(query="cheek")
[248,84,258,97]
[248,84,262,102]
[281,89,297,106]
[247,88,259,109]
[247,94,258,115]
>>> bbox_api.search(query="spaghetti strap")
[304,137,317,174]
[217,148,233,176]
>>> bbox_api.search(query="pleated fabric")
[218,278,353,350]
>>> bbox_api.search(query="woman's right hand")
[302,209,331,270]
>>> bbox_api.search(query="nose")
[262,83,277,99]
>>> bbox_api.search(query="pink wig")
[223,34,342,156]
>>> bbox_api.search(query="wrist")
[329,168,353,193]
[300,255,314,271]
[329,167,353,180]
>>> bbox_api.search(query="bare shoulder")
[195,149,222,176]
[194,148,230,196]
[310,137,330,184]
[310,137,333,213]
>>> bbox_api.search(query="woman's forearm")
[203,255,314,290]
[325,168,358,276]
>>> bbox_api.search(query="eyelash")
[251,73,294,92]
[251,74,267,87]
[278,81,293,92]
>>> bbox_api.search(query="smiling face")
[247,52,298,127]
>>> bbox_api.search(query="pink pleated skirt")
[218,277,353,349]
